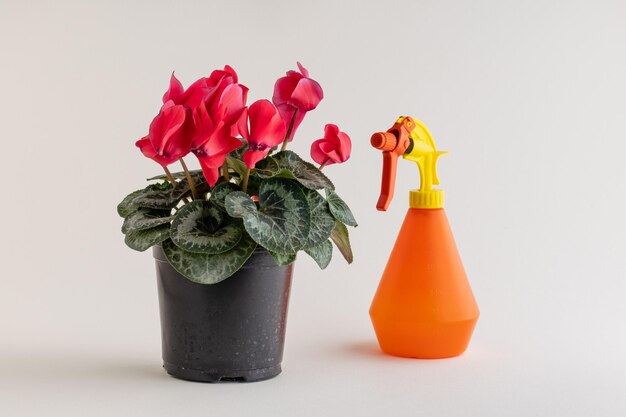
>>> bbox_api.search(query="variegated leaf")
[225,191,257,218]
[170,200,242,254]
[171,170,209,200]
[210,182,241,208]
[305,240,333,269]
[269,251,297,266]
[121,208,172,234]
[130,183,177,210]
[257,151,334,190]
[117,189,145,217]
[161,234,257,284]
[225,178,311,254]
[124,224,171,252]
[326,189,357,227]
[304,188,335,247]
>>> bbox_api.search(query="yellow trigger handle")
[397,117,447,209]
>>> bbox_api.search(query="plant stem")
[279,109,299,152]
[319,157,331,170]
[163,166,176,188]
[241,168,251,193]
[179,158,198,200]
[222,160,230,182]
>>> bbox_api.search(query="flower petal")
[136,136,178,167]
[296,61,309,78]
[148,103,190,157]
[272,75,299,107]
[162,72,184,104]
[289,78,323,111]
[197,155,223,186]
[248,99,286,148]
[243,149,269,168]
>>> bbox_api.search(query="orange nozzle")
[371,117,414,211]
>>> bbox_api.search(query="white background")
[1,1,625,416]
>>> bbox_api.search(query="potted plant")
[117,63,356,382]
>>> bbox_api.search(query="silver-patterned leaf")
[326,190,358,227]
[124,224,171,252]
[305,240,333,269]
[170,200,242,254]
[146,169,202,181]
[117,189,145,217]
[161,234,257,284]
[226,179,311,254]
[330,221,353,264]
[122,208,172,234]
[304,188,335,247]
[130,184,177,210]
[225,191,258,218]
[258,151,334,190]
[171,170,209,200]
[269,251,297,266]
[211,182,241,208]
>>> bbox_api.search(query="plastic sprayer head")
[371,132,398,151]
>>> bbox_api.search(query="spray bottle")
[369,116,479,358]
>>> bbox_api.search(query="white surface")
[2,1,626,416]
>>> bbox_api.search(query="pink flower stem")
[279,109,299,152]
[222,160,230,182]
[179,158,198,200]
[163,166,177,188]
[241,168,251,193]
[318,157,331,170]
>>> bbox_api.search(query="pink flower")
[240,100,286,168]
[136,100,193,167]
[272,62,323,141]
[310,124,351,166]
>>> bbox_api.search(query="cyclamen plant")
[118,63,356,284]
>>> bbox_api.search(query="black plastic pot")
[153,246,293,383]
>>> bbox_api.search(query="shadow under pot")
[153,246,293,383]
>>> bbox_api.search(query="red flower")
[310,124,351,166]
[272,62,323,141]
[191,104,243,186]
[162,73,210,109]
[240,100,286,168]
[136,100,193,167]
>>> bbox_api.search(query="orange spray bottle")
[369,116,479,358]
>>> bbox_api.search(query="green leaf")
[226,156,248,177]
[326,190,358,227]
[210,182,241,208]
[269,251,297,266]
[305,240,333,269]
[225,178,311,254]
[258,151,334,190]
[170,201,242,254]
[130,184,177,210]
[147,169,202,181]
[171,170,209,200]
[117,189,145,217]
[304,188,335,247]
[161,234,257,284]
[121,208,172,234]
[224,191,258,218]
[330,221,353,264]
[124,224,171,252]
